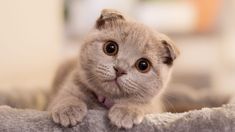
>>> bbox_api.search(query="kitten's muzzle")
[113,66,126,77]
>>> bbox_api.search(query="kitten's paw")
[108,105,144,129]
[51,103,87,127]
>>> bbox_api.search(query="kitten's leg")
[48,82,88,127]
[108,100,147,129]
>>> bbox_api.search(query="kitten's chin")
[94,79,123,98]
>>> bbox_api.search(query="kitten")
[48,9,179,129]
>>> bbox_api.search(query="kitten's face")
[79,9,179,102]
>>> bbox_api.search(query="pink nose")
[113,66,126,77]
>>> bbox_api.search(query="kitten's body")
[48,9,179,128]
[49,57,163,111]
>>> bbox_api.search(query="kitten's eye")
[135,58,151,73]
[103,41,118,56]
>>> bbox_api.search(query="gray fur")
[0,104,234,132]
[48,9,179,128]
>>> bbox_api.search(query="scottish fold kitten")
[48,9,179,128]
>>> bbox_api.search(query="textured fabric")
[0,104,234,132]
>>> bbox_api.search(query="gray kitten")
[48,9,179,129]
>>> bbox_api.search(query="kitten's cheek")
[154,86,163,96]
[95,67,116,81]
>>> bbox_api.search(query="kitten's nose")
[113,66,126,77]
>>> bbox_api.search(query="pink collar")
[96,95,114,109]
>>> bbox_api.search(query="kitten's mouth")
[105,78,122,89]
[96,94,114,109]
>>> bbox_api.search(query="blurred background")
[0,0,234,111]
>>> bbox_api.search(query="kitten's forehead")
[120,22,163,58]
[104,21,163,53]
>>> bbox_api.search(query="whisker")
[120,80,135,94]
[99,64,109,68]
[129,79,154,98]
[97,66,107,71]
[86,74,97,82]
[126,79,139,88]
[125,79,146,98]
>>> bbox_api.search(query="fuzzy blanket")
[0,104,234,132]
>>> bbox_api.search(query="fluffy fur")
[48,9,179,129]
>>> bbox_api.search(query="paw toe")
[121,115,133,129]
[59,112,70,127]
[52,112,60,124]
[50,105,87,127]
[108,106,144,129]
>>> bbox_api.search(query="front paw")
[51,103,87,127]
[108,105,144,129]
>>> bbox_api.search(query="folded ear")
[96,9,125,29]
[160,34,180,66]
